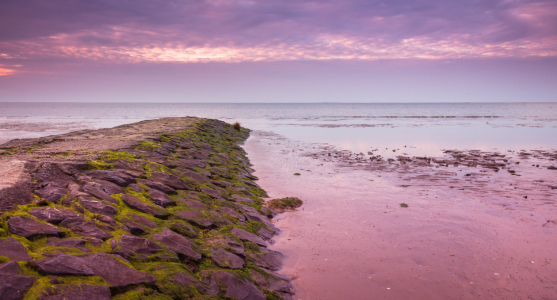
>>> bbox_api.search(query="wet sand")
[244,131,557,300]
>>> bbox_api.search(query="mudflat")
[246,130,557,300]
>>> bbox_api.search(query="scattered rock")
[0,237,33,261]
[8,216,64,239]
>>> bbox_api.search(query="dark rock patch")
[231,194,255,204]
[220,207,246,222]
[249,268,294,295]
[31,254,95,276]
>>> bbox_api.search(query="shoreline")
[0,118,295,300]
[244,130,557,300]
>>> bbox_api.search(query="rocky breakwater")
[0,118,294,300]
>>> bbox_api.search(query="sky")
[0,0,556,103]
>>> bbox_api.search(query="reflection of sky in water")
[0,103,556,155]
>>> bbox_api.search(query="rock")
[244,212,274,229]
[201,271,265,300]
[114,235,163,260]
[96,178,126,193]
[34,163,73,188]
[82,184,119,204]
[220,207,246,222]
[210,247,245,269]
[110,159,144,172]
[30,254,95,276]
[249,268,294,295]
[175,210,214,228]
[170,223,198,238]
[47,238,90,252]
[162,272,208,295]
[178,159,207,169]
[130,214,158,228]
[0,273,36,300]
[128,183,143,193]
[121,194,169,219]
[549,166,557,170]
[201,187,225,200]
[0,262,22,275]
[37,284,111,300]
[146,189,176,207]
[86,170,136,187]
[230,227,266,247]
[0,238,33,261]
[60,218,112,240]
[188,150,210,160]
[32,253,154,288]
[137,179,176,195]
[96,215,116,226]
[29,208,79,225]
[257,227,274,240]
[80,197,117,217]
[8,216,64,239]
[260,207,278,218]
[34,185,68,203]
[180,169,209,183]
[122,220,145,236]
[149,172,192,190]
[247,248,284,271]
[176,199,207,210]
[151,228,201,261]
[231,194,255,204]
[213,181,232,189]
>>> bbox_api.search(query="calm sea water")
[1,102,556,156]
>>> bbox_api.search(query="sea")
[1,102,556,155]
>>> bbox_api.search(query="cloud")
[0,0,556,72]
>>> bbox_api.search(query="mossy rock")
[266,197,303,212]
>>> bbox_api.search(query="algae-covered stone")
[0,273,36,300]
[121,194,169,219]
[114,234,163,260]
[230,227,266,247]
[146,188,176,207]
[249,268,294,295]
[47,238,90,252]
[0,237,33,261]
[151,228,201,261]
[175,210,214,229]
[210,247,245,269]
[169,223,198,238]
[247,248,285,271]
[201,271,265,300]
[137,179,176,195]
[8,216,64,239]
[29,208,79,225]
[150,172,192,190]
[37,284,111,300]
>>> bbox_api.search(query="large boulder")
[0,238,33,261]
[37,284,111,300]
[8,216,64,239]
[230,227,266,247]
[151,228,201,261]
[29,208,79,225]
[121,194,169,219]
[210,247,245,269]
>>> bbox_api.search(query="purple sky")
[1,0,556,102]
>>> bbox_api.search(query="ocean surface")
[1,102,556,155]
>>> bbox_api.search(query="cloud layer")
[1,0,556,74]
